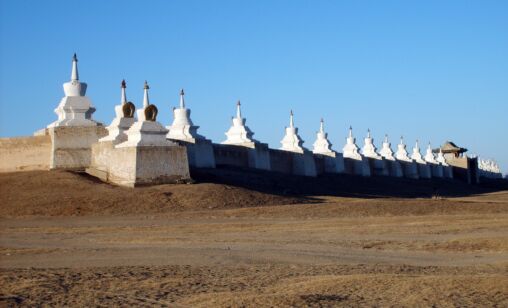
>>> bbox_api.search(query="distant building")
[434,141,478,184]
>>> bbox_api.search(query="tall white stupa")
[410,140,425,162]
[395,136,419,179]
[436,148,453,178]
[117,81,173,148]
[222,101,257,147]
[47,53,98,127]
[395,136,411,161]
[379,134,395,160]
[410,140,431,178]
[166,89,204,143]
[436,148,447,165]
[342,126,362,159]
[378,134,403,177]
[312,118,334,155]
[280,110,305,153]
[424,142,438,164]
[424,142,443,178]
[361,129,382,159]
[99,80,136,144]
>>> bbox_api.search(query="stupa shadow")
[190,166,508,200]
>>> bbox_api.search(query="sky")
[1,1,507,174]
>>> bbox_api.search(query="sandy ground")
[1,171,508,306]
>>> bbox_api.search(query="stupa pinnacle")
[143,81,150,108]
[424,142,438,163]
[222,100,257,146]
[47,53,97,127]
[379,134,395,160]
[100,79,136,143]
[280,110,305,153]
[120,79,127,105]
[410,140,424,162]
[361,129,381,159]
[312,118,334,155]
[395,136,411,161]
[117,82,173,147]
[166,88,204,143]
[342,126,361,159]
[71,53,79,81]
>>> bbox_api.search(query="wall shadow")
[191,165,508,200]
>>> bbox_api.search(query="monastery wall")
[213,144,250,168]
[212,143,271,171]
[183,140,216,168]
[313,155,326,175]
[268,149,294,174]
[49,126,108,170]
[90,142,190,187]
[4,55,496,185]
[0,135,51,172]
[446,156,479,184]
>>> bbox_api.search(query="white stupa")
[379,134,396,160]
[436,148,453,178]
[117,81,173,148]
[280,110,305,153]
[424,142,438,164]
[436,148,448,165]
[166,89,204,143]
[395,136,411,161]
[478,159,502,178]
[411,140,431,178]
[410,140,425,163]
[312,118,334,155]
[342,126,362,159]
[222,101,257,147]
[100,80,136,143]
[425,142,444,178]
[47,53,98,127]
[361,129,382,159]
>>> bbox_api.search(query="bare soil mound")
[0,171,308,217]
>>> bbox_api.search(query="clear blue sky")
[1,1,507,173]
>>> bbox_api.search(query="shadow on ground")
[191,165,508,199]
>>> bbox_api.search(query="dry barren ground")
[1,171,508,307]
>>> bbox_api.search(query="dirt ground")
[1,171,508,307]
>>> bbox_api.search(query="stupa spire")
[179,89,185,108]
[425,142,437,163]
[47,54,95,128]
[99,79,136,144]
[343,126,361,159]
[396,135,411,161]
[313,118,333,155]
[143,81,150,108]
[280,109,305,153]
[166,88,204,143]
[222,100,257,146]
[71,53,79,81]
[411,139,425,162]
[120,79,127,105]
[380,134,395,160]
[236,100,242,119]
[362,128,381,159]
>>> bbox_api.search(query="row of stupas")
[6,54,498,185]
[478,158,502,179]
